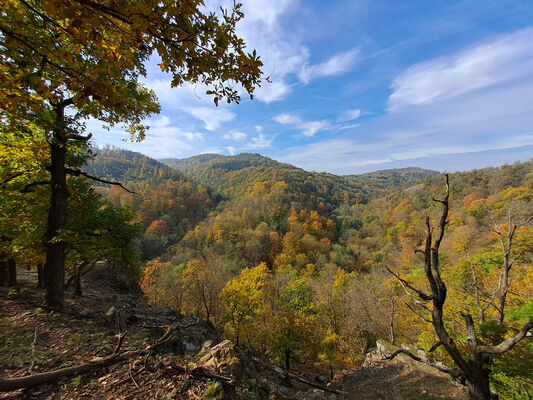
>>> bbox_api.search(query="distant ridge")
[159,153,220,171]
[160,152,299,174]
[344,167,439,190]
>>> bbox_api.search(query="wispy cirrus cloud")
[337,108,361,123]
[223,131,247,141]
[298,48,359,84]
[389,27,533,110]
[274,113,331,137]
[275,27,533,173]
[227,0,360,102]
[182,107,235,131]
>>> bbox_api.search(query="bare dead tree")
[487,209,532,325]
[387,174,533,400]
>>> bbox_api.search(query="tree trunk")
[7,259,16,286]
[37,264,45,288]
[0,260,8,287]
[74,263,86,296]
[44,106,68,309]
[466,366,492,400]
[285,349,290,371]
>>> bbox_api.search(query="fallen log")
[0,327,169,392]
[251,356,347,395]
[0,349,145,392]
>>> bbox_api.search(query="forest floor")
[0,268,468,399]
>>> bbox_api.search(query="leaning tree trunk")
[7,259,16,286]
[44,105,68,309]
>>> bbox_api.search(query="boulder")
[198,339,242,377]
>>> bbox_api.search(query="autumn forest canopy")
[0,1,532,400]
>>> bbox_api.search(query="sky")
[90,0,533,174]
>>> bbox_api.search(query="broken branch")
[65,168,136,193]
[252,356,346,395]
[383,349,463,378]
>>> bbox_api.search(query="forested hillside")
[87,149,532,399]
[344,167,440,197]
[2,140,532,398]
[85,147,214,260]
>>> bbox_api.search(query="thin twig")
[28,328,37,373]
[113,331,127,355]
[128,362,139,388]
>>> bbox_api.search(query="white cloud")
[185,107,236,131]
[275,46,533,174]
[338,123,360,131]
[147,80,215,109]
[298,49,359,84]
[389,27,533,110]
[145,79,238,131]
[223,131,247,141]
[274,113,330,137]
[246,133,274,149]
[337,109,361,122]
[230,0,307,103]
[300,120,331,137]
[212,0,360,103]
[226,146,236,155]
[255,80,293,103]
[274,113,302,125]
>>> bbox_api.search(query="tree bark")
[285,349,290,371]
[0,260,8,286]
[44,103,69,309]
[37,264,45,288]
[466,365,492,400]
[73,263,87,296]
[7,259,16,286]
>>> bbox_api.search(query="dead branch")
[129,362,139,388]
[477,320,533,355]
[113,331,127,355]
[386,266,433,301]
[429,341,443,353]
[65,168,136,193]
[251,356,346,395]
[20,180,51,193]
[28,328,37,373]
[1,172,25,185]
[141,316,200,331]
[188,366,233,382]
[383,349,463,378]
[404,302,432,324]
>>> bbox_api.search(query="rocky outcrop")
[198,339,243,377]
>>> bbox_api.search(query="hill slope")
[345,167,440,192]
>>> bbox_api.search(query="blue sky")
[90,0,533,174]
